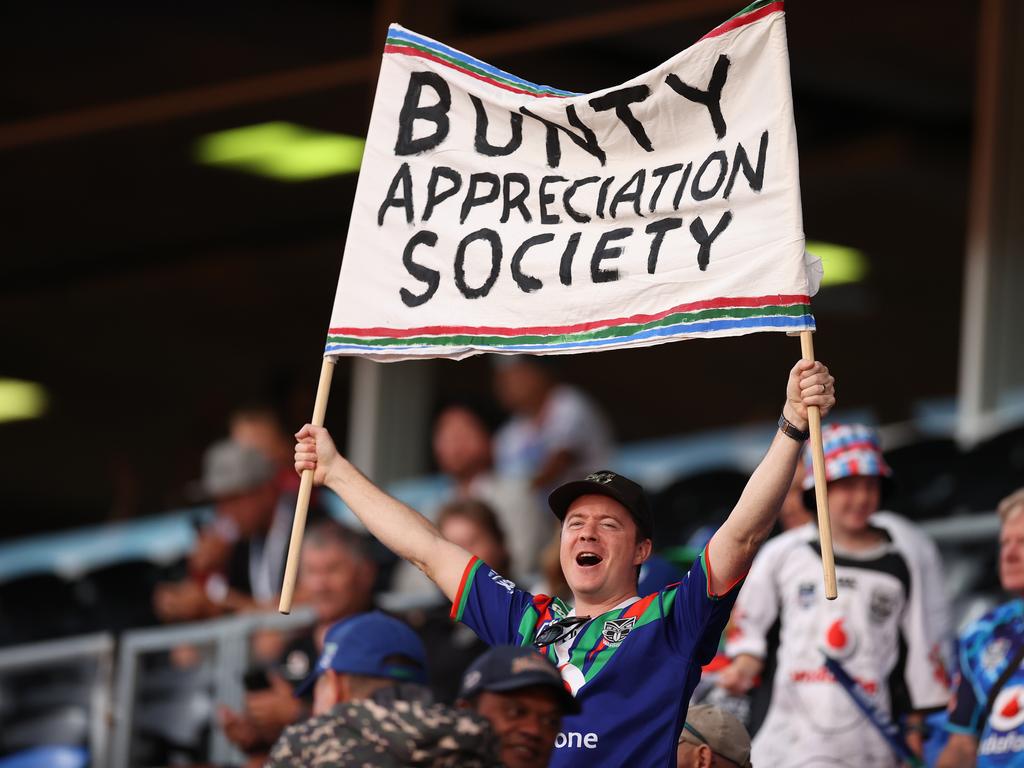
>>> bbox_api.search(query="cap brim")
[482,675,581,715]
[549,480,631,523]
[548,480,651,540]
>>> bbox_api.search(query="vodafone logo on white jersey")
[990,686,1024,732]
[822,618,858,660]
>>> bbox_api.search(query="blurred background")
[1,0,1022,766]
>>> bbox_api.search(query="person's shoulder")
[871,511,937,550]
[962,599,1024,644]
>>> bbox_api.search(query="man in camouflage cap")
[267,611,500,767]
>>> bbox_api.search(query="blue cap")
[294,611,427,697]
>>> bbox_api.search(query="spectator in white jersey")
[718,423,950,767]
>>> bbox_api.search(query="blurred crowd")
[2,354,1023,768]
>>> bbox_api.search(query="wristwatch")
[778,413,810,442]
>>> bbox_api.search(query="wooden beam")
[0,0,738,151]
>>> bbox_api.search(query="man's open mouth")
[576,552,603,567]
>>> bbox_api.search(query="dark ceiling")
[1,0,978,538]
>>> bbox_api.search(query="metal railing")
[0,633,115,767]
[109,607,315,768]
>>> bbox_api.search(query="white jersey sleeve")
[874,515,952,710]
[726,530,793,659]
[873,511,954,671]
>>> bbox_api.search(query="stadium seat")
[0,746,88,768]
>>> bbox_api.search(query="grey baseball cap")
[678,704,752,768]
[192,440,275,500]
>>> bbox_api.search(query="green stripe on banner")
[327,303,810,349]
[728,0,776,20]
[386,38,559,97]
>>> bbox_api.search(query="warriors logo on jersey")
[601,617,636,646]
[798,582,815,608]
[869,588,898,624]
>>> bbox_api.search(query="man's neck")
[573,589,638,618]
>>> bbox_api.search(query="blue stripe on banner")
[387,26,581,97]
[324,314,816,355]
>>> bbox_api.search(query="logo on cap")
[319,641,338,671]
[587,471,616,485]
[601,617,636,646]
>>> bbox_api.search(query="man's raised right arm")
[294,424,472,602]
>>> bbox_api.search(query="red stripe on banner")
[329,294,810,339]
[700,1,785,41]
[383,45,566,98]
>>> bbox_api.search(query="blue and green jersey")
[450,545,741,767]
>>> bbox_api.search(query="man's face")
[559,495,650,602]
[433,407,491,480]
[216,482,278,537]
[299,543,373,623]
[1000,511,1024,594]
[231,416,291,468]
[826,475,880,535]
[494,363,549,414]
[474,688,562,768]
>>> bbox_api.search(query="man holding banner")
[284,3,835,764]
[294,358,833,766]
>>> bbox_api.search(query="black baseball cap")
[548,470,653,540]
[458,646,579,714]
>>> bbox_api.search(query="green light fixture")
[195,122,365,182]
[0,378,48,424]
[807,240,869,287]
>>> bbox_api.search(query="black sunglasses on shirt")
[533,616,591,647]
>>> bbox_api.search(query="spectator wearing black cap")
[267,611,500,768]
[457,646,579,768]
[293,358,835,767]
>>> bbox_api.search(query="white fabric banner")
[327,1,818,361]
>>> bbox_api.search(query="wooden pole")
[279,357,336,613]
[800,330,838,600]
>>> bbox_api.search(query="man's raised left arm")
[705,359,835,594]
